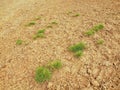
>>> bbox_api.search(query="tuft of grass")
[35,16,41,20]
[26,21,36,26]
[33,33,45,39]
[47,25,53,28]
[93,24,104,32]
[73,14,80,17]
[97,39,104,45]
[16,39,23,45]
[85,30,95,36]
[75,51,83,57]
[35,60,63,83]
[48,60,62,70]
[33,29,45,39]
[38,29,45,33]
[85,24,104,36]
[69,42,86,58]
[69,42,86,52]
[51,21,58,25]
[35,67,52,83]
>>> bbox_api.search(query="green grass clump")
[73,14,80,17]
[51,21,58,25]
[35,60,62,83]
[85,24,104,36]
[93,24,104,31]
[69,42,86,52]
[85,30,95,36]
[33,33,45,39]
[97,39,104,45]
[38,29,45,33]
[48,60,62,70]
[47,21,58,28]
[69,42,86,58]
[26,21,36,26]
[75,51,83,57]
[47,25,53,28]
[16,39,23,45]
[35,67,51,83]
[33,29,45,39]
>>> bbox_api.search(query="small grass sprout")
[75,50,83,57]
[69,42,86,52]
[33,29,45,39]
[33,33,45,39]
[85,30,95,36]
[93,24,104,32]
[97,39,104,45]
[85,24,104,36]
[69,42,86,58]
[16,39,23,45]
[48,60,62,70]
[47,25,53,28]
[38,29,45,33]
[35,67,52,83]
[51,21,58,25]
[26,21,36,26]
[73,13,80,17]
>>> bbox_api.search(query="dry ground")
[0,0,120,90]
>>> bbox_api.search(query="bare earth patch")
[0,0,120,90]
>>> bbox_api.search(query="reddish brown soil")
[0,0,120,90]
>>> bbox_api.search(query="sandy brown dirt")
[0,0,120,90]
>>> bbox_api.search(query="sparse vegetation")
[1,0,118,89]
[69,42,86,52]
[73,14,80,17]
[85,24,104,36]
[69,42,86,57]
[51,21,58,25]
[48,60,62,70]
[26,21,36,26]
[35,67,52,83]
[35,60,62,83]
[16,39,23,45]
[33,29,45,39]
[38,29,45,33]
[47,25,53,28]
[33,33,45,39]
[85,30,95,36]
[97,39,104,45]
[75,50,83,57]
[93,24,104,32]
[46,21,58,28]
